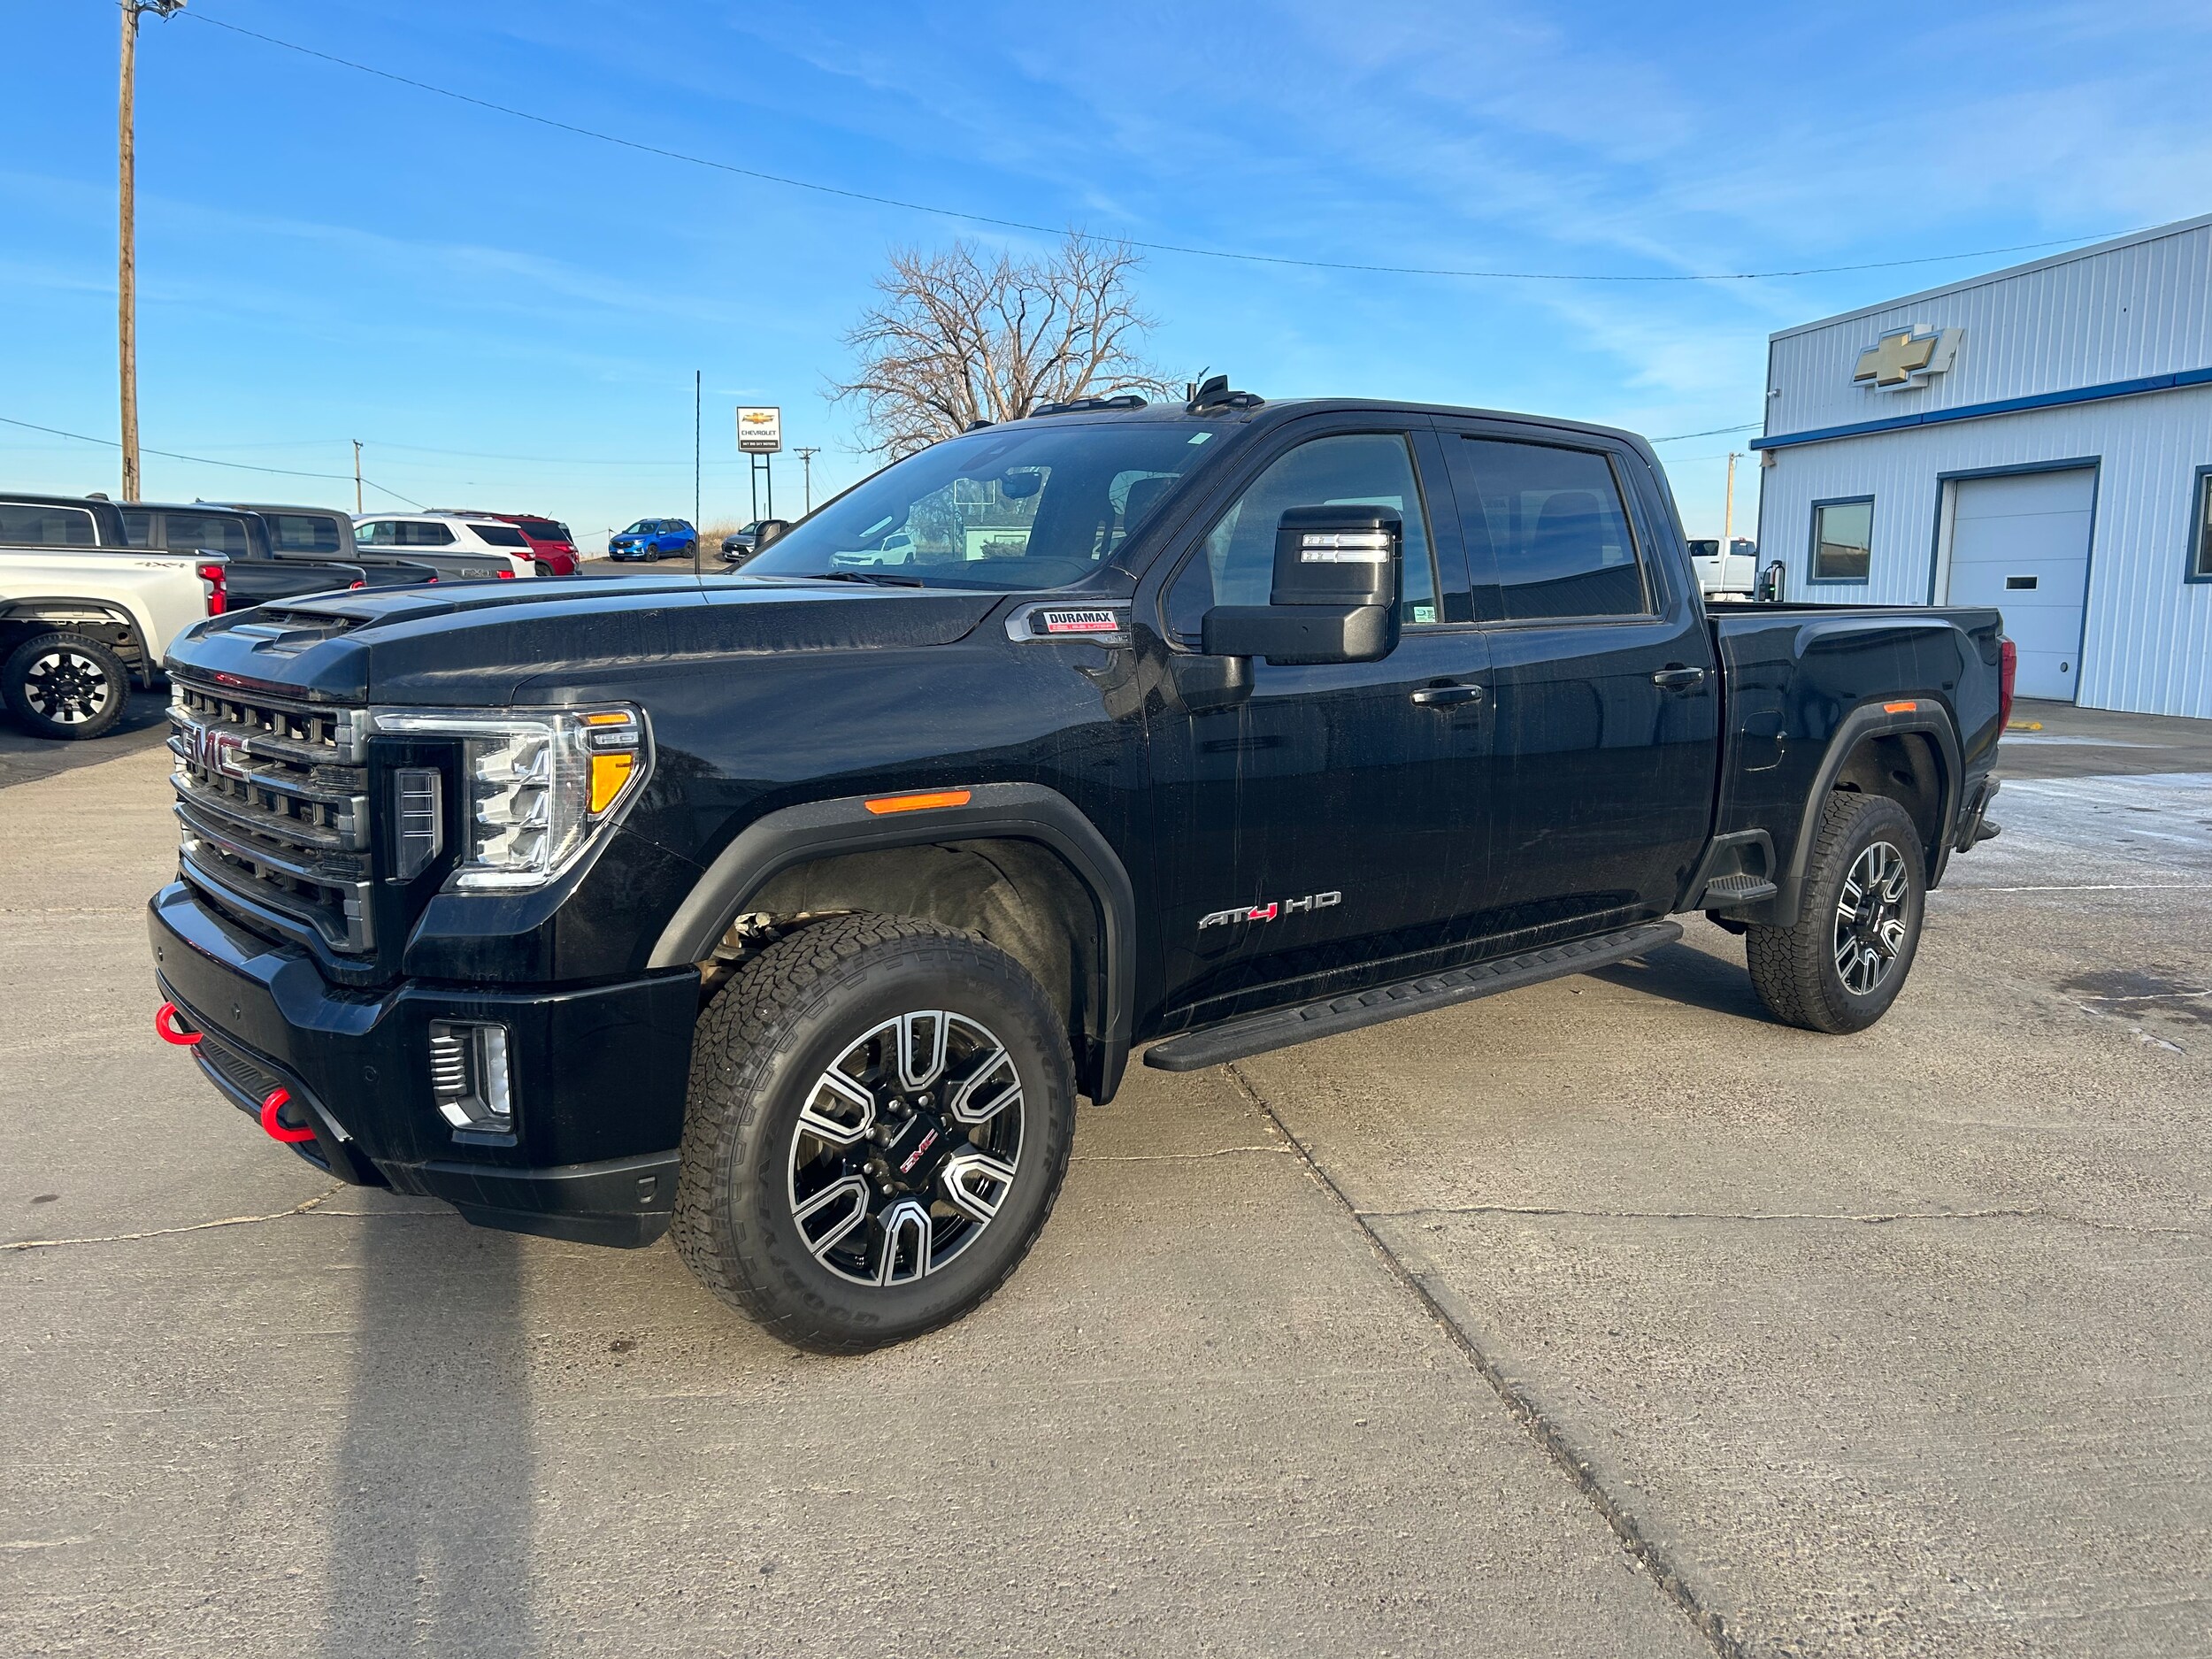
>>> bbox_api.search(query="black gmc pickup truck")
[148,387,2011,1352]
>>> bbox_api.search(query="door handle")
[1410,682,1486,708]
[1651,665,1707,690]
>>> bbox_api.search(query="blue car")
[608,518,697,561]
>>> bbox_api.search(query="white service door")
[1945,467,2094,702]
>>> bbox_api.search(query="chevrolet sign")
[1853,326,1963,392]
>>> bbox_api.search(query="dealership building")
[1753,212,2212,714]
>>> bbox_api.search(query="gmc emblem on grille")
[182,718,249,780]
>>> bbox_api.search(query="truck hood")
[164,574,1002,704]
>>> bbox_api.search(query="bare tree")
[831,234,1178,458]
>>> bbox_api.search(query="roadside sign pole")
[693,370,702,576]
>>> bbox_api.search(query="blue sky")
[4,1,2208,550]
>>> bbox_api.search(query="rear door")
[1435,425,1718,938]
[1941,466,2094,703]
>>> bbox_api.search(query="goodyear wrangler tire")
[673,911,1076,1354]
[1747,791,1925,1034]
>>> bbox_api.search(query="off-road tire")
[3,631,130,741]
[673,911,1076,1353]
[1747,791,1925,1033]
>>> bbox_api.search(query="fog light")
[427,1019,513,1132]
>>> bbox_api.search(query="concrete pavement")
[3,708,2208,1656]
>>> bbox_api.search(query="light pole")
[119,0,186,501]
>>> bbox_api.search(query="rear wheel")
[534,561,554,580]
[1747,791,1925,1033]
[674,912,1076,1353]
[2,631,130,740]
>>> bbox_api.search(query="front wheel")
[673,912,1076,1353]
[1747,791,1925,1033]
[3,631,130,740]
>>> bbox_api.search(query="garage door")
[1945,467,2094,703]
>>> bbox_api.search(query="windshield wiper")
[764,569,928,588]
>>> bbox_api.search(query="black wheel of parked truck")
[1747,791,1925,1034]
[673,911,1077,1353]
[2,630,129,741]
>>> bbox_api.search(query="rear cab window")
[160,511,257,559]
[1,503,102,547]
[265,513,344,555]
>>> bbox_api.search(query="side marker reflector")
[865,789,972,815]
[1883,701,1917,713]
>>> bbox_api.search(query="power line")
[1647,421,1763,442]
[183,11,2153,287]
[0,413,422,506]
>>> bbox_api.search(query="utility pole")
[1722,451,1742,551]
[352,440,363,514]
[693,371,703,576]
[795,447,819,515]
[118,0,184,501]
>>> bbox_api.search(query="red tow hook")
[154,1001,201,1046]
[258,1087,318,1145]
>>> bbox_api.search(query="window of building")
[1164,432,1440,641]
[2193,469,2212,581]
[1810,497,1874,583]
[1449,438,1648,621]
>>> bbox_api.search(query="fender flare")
[1778,699,1963,909]
[649,782,1138,1102]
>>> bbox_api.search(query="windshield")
[620,520,653,535]
[741,419,1225,591]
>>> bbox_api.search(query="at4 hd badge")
[1198,890,1341,930]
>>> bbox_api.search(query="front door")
[1943,466,2095,703]
[1435,426,1719,940]
[1147,424,1492,1025]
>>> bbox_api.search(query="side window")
[120,510,153,548]
[399,521,457,547]
[472,523,530,549]
[0,504,101,547]
[355,519,389,546]
[1810,498,1873,583]
[1164,432,1440,642]
[1451,439,1648,621]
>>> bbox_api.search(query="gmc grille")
[169,679,376,954]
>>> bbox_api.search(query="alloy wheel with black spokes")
[675,912,1076,1353]
[3,631,129,741]
[787,1010,1025,1286]
[1833,840,1910,995]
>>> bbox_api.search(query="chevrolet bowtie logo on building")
[1853,326,1964,391]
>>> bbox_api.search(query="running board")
[1141,920,1685,1073]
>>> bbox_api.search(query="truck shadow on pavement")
[1586,937,1774,1023]
[319,1216,535,1658]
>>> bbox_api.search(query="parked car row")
[0,491,582,741]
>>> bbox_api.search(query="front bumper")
[150,880,701,1248]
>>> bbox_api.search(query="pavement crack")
[1358,1202,2208,1239]
[3,1185,343,1252]
[1224,1064,1748,1659]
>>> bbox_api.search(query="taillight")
[196,561,226,616]
[349,580,366,590]
[496,567,516,580]
[1998,637,2017,731]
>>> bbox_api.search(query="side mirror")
[1755,560,1786,603]
[753,519,793,551]
[1201,504,1402,664]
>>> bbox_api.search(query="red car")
[432,510,580,576]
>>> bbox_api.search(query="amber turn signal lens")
[864,788,972,815]
[588,751,636,814]
[1883,700,1917,713]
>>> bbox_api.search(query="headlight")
[371,705,649,891]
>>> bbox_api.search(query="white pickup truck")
[1,493,221,740]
